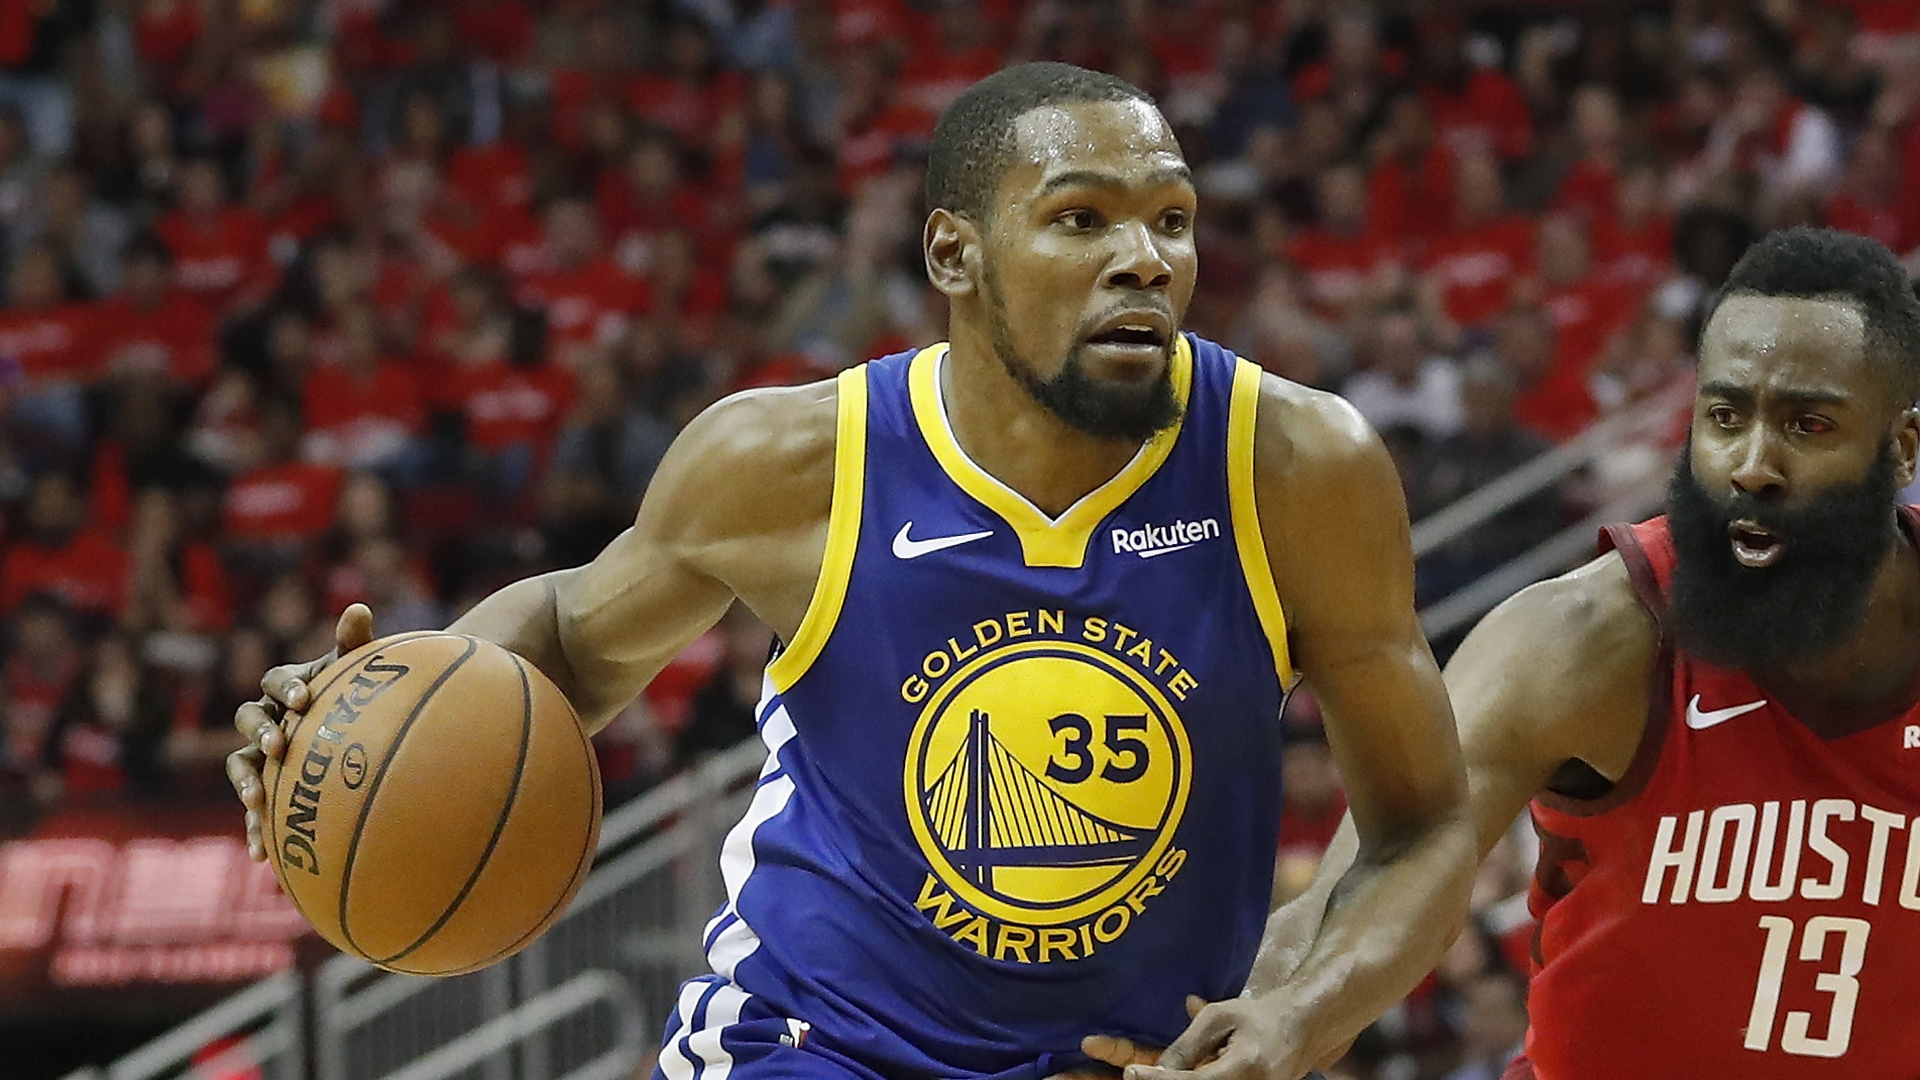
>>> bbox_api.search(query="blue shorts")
[650,975,1098,1080]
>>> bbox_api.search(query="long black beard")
[980,266,1181,442]
[1667,442,1901,670]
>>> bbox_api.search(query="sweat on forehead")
[1701,295,1893,402]
[1011,99,1177,167]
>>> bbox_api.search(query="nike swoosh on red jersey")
[1685,695,1768,730]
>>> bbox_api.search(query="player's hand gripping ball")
[261,632,602,975]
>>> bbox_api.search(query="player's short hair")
[1715,226,1920,403]
[926,62,1154,223]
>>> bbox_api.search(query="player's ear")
[924,208,981,299]
[1897,405,1920,488]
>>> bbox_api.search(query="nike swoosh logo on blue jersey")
[1685,695,1768,730]
[891,522,994,559]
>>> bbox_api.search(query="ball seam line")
[337,635,481,959]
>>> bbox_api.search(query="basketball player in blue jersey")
[229,64,1477,1080]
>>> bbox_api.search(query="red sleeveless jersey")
[1510,514,1920,1080]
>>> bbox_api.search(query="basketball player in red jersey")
[1236,227,1920,1080]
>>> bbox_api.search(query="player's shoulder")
[1244,369,1393,495]
[1482,550,1653,677]
[1451,548,1658,754]
[678,376,842,479]
[646,375,842,540]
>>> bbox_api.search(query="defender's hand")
[228,604,375,861]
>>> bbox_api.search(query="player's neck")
[1771,530,1920,709]
[940,331,1149,519]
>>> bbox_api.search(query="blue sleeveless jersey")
[700,335,1296,1079]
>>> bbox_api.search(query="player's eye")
[1789,415,1834,436]
[1706,405,1741,429]
[1057,209,1101,232]
[1159,209,1189,235]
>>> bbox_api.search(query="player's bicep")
[549,386,832,720]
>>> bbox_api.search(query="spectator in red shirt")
[301,306,427,475]
[122,488,233,635]
[1524,213,1639,376]
[1553,84,1626,222]
[44,632,169,801]
[514,195,653,368]
[1590,156,1675,291]
[1293,11,1403,130]
[1274,710,1347,903]
[156,158,277,317]
[221,398,345,562]
[473,329,577,513]
[0,242,92,379]
[627,19,750,152]
[1421,147,1535,330]
[0,471,129,620]
[1824,126,1915,255]
[1366,92,1452,251]
[600,132,717,278]
[1284,161,1404,318]
[1415,16,1533,162]
[0,593,82,806]
[90,235,218,387]
[899,0,1003,121]
[0,242,95,459]
[1497,305,1595,442]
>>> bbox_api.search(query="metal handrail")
[370,971,645,1080]
[56,971,303,1080]
[1418,476,1668,640]
[1410,380,1690,559]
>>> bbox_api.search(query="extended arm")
[231,380,839,858]
[1246,551,1656,1016]
[450,381,839,729]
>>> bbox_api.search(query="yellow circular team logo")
[904,641,1191,926]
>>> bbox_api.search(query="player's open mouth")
[1728,520,1783,568]
[1086,326,1166,347]
[1082,313,1172,362]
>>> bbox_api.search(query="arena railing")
[1413,380,1693,642]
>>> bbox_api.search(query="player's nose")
[1728,430,1788,499]
[1103,221,1173,292]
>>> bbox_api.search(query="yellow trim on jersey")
[907,337,1194,569]
[1228,359,1298,689]
[768,366,868,691]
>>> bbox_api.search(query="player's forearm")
[1242,822,1357,996]
[445,569,615,728]
[1243,814,1475,1066]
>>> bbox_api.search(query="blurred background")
[0,0,1915,1076]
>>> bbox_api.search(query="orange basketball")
[262,631,602,975]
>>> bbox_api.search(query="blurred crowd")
[1,0,1919,1072]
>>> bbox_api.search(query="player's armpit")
[450,379,840,732]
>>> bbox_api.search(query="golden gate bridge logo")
[925,709,1156,890]
[904,642,1190,926]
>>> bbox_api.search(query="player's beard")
[980,263,1182,442]
[1666,439,1901,670]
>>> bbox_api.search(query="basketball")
[261,631,603,976]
